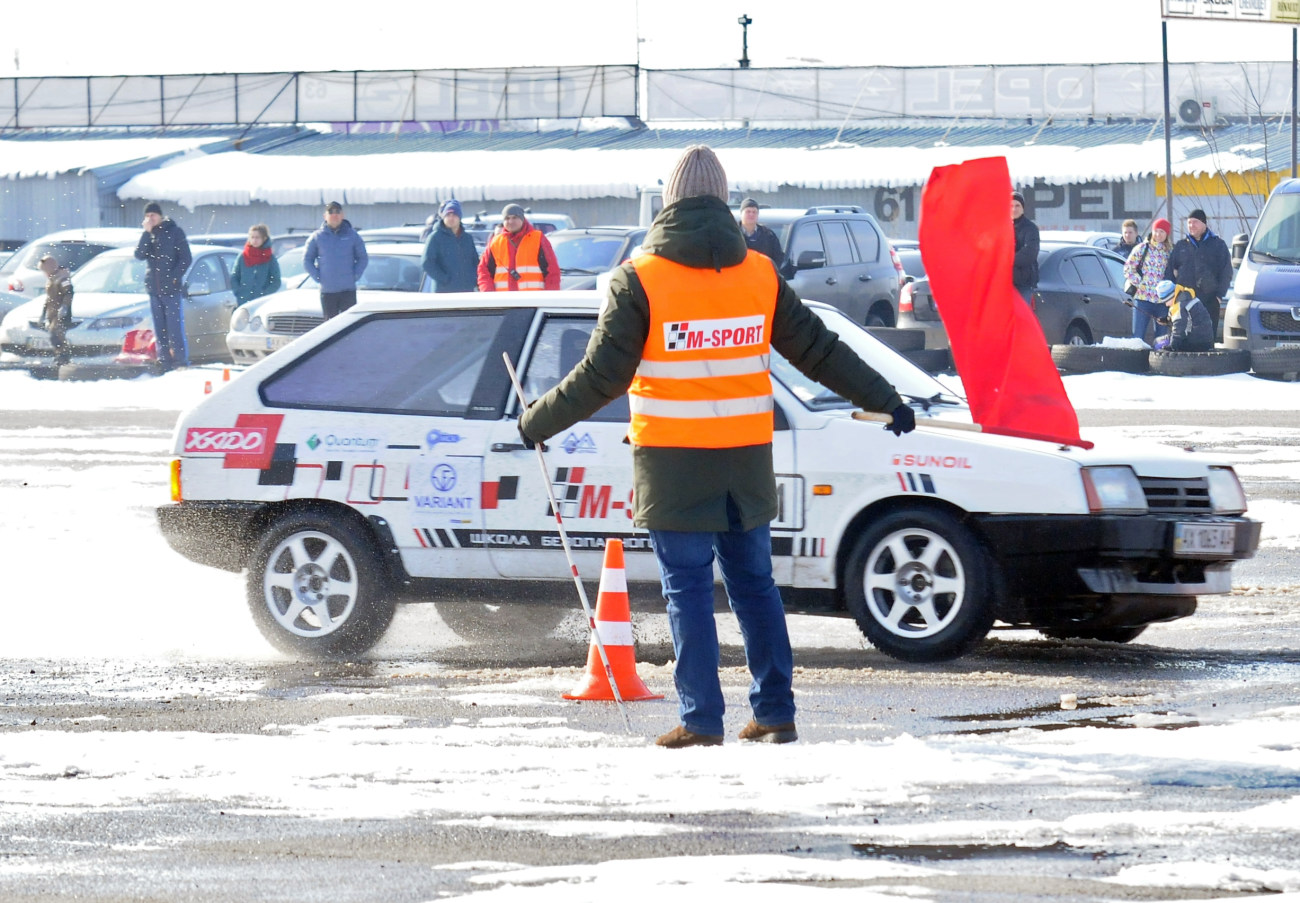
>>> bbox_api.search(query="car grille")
[267,315,324,336]
[1139,476,1212,513]
[1259,310,1300,333]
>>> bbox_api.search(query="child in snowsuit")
[1153,280,1213,353]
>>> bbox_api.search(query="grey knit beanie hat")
[663,145,729,207]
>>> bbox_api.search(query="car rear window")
[260,310,529,417]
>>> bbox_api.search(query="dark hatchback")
[899,242,1134,347]
[548,226,647,290]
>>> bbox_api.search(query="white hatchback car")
[159,293,1260,662]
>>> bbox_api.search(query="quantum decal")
[303,431,383,454]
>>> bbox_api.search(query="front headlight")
[249,315,263,332]
[1207,466,1247,515]
[230,307,249,331]
[1081,466,1147,514]
[87,315,144,331]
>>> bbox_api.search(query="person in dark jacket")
[738,197,783,266]
[230,224,281,306]
[134,201,192,371]
[1116,219,1140,259]
[1153,279,1213,352]
[1163,208,1231,342]
[38,254,74,366]
[519,145,913,749]
[1011,190,1039,302]
[422,199,480,293]
[304,201,369,318]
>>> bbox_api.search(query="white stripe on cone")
[594,620,635,646]
[600,566,628,592]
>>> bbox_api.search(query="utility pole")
[738,14,752,69]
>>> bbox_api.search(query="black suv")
[750,206,904,327]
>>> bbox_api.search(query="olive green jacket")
[519,196,903,532]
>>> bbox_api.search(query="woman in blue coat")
[231,224,281,305]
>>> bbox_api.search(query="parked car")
[226,243,431,362]
[894,249,948,350]
[158,292,1258,662]
[271,234,310,257]
[901,243,1135,349]
[0,228,142,298]
[359,225,488,256]
[189,233,250,248]
[1038,230,1125,253]
[0,244,240,376]
[1223,178,1300,372]
[758,206,904,328]
[0,288,29,321]
[463,211,575,238]
[548,226,647,290]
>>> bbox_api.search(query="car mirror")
[901,274,915,285]
[796,250,826,271]
[186,280,212,297]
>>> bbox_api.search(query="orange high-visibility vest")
[489,228,545,290]
[628,251,777,449]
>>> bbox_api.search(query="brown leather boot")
[655,725,723,748]
[738,719,798,744]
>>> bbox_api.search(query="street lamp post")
[738,14,752,69]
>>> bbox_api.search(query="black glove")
[886,403,916,436]
[517,421,537,451]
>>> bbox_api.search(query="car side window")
[187,256,224,293]
[261,311,524,417]
[524,316,629,422]
[787,224,825,267]
[1072,253,1110,288]
[1059,258,1084,287]
[820,222,855,267]
[848,220,881,263]
[216,252,238,288]
[1099,254,1126,289]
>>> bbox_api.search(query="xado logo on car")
[185,428,265,452]
[663,315,765,352]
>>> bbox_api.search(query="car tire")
[1040,625,1147,644]
[865,327,926,353]
[246,509,396,658]
[1148,348,1249,377]
[1050,344,1150,374]
[903,348,953,374]
[1062,323,1092,346]
[1250,346,1300,381]
[843,508,996,662]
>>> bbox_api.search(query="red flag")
[919,157,1087,448]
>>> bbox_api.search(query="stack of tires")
[867,327,953,375]
[1052,343,1252,377]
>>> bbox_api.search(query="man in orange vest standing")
[476,203,560,292]
[520,145,914,748]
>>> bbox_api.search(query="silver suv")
[756,206,904,327]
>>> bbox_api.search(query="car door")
[1071,249,1131,342]
[183,252,237,360]
[785,221,834,307]
[481,313,658,582]
[1097,251,1139,339]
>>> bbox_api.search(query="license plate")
[1174,522,1236,556]
[265,336,293,350]
[25,336,52,349]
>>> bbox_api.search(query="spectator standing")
[304,201,369,319]
[38,254,74,367]
[1116,219,1140,258]
[476,204,560,292]
[1154,279,1213,352]
[1123,217,1173,344]
[230,224,281,306]
[518,145,913,749]
[1011,191,1039,303]
[134,201,192,371]
[422,199,480,293]
[1164,208,1231,342]
[738,197,784,266]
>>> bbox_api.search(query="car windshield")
[70,254,146,293]
[1,240,116,275]
[1250,192,1300,263]
[279,247,306,281]
[550,234,627,273]
[771,306,964,410]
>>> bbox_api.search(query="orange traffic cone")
[203,380,212,394]
[563,539,662,702]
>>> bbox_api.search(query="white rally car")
[157,292,1260,662]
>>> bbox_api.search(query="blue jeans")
[149,291,188,369]
[649,501,795,736]
[1131,298,1168,344]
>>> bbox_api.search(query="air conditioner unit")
[1177,96,1218,127]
